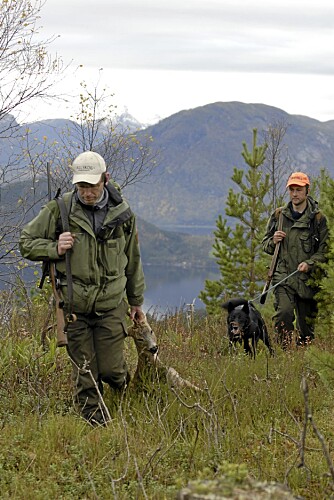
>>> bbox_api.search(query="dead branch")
[301,376,334,483]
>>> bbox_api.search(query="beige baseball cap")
[71,151,106,184]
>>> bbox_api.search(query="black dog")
[221,298,274,357]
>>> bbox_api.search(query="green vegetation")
[1,287,334,499]
[200,129,271,314]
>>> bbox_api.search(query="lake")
[142,264,218,315]
[140,224,218,314]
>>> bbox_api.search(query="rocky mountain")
[124,101,334,228]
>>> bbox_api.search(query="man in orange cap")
[262,172,328,348]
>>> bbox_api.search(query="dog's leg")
[251,333,257,359]
[261,325,275,356]
[243,337,252,357]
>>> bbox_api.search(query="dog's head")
[127,318,159,360]
[221,299,251,343]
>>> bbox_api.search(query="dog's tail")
[221,298,248,312]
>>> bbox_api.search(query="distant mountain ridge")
[3,101,334,230]
[124,101,334,227]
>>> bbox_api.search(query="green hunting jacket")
[261,197,329,299]
[19,184,145,314]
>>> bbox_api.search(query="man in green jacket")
[20,151,146,426]
[262,172,328,348]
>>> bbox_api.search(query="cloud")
[41,0,334,74]
[20,0,334,124]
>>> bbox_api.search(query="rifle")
[260,210,283,305]
[45,162,68,347]
[49,263,68,347]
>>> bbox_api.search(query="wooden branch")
[301,376,334,483]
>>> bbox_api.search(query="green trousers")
[66,299,129,418]
[273,286,317,345]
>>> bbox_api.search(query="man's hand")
[129,306,145,322]
[298,262,310,273]
[273,230,286,244]
[57,231,74,256]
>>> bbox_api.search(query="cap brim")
[72,173,103,185]
[286,182,307,187]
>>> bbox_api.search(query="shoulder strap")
[315,211,323,223]
[56,196,70,232]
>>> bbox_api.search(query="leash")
[251,269,299,304]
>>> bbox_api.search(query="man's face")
[76,176,105,205]
[288,185,308,207]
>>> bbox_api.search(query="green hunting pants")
[273,286,317,346]
[66,299,129,419]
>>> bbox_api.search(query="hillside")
[124,101,334,226]
[2,297,334,499]
[137,216,214,268]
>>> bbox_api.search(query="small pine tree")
[312,169,334,334]
[199,129,271,315]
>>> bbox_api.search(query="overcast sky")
[25,0,334,124]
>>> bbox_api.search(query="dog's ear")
[222,298,248,313]
[241,302,250,314]
[221,300,235,314]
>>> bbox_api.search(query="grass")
[1,292,334,499]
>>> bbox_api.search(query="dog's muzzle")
[230,322,243,340]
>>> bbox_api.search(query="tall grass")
[1,288,334,499]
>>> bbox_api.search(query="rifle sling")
[55,196,75,320]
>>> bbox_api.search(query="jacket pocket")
[300,233,312,254]
[100,238,120,276]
